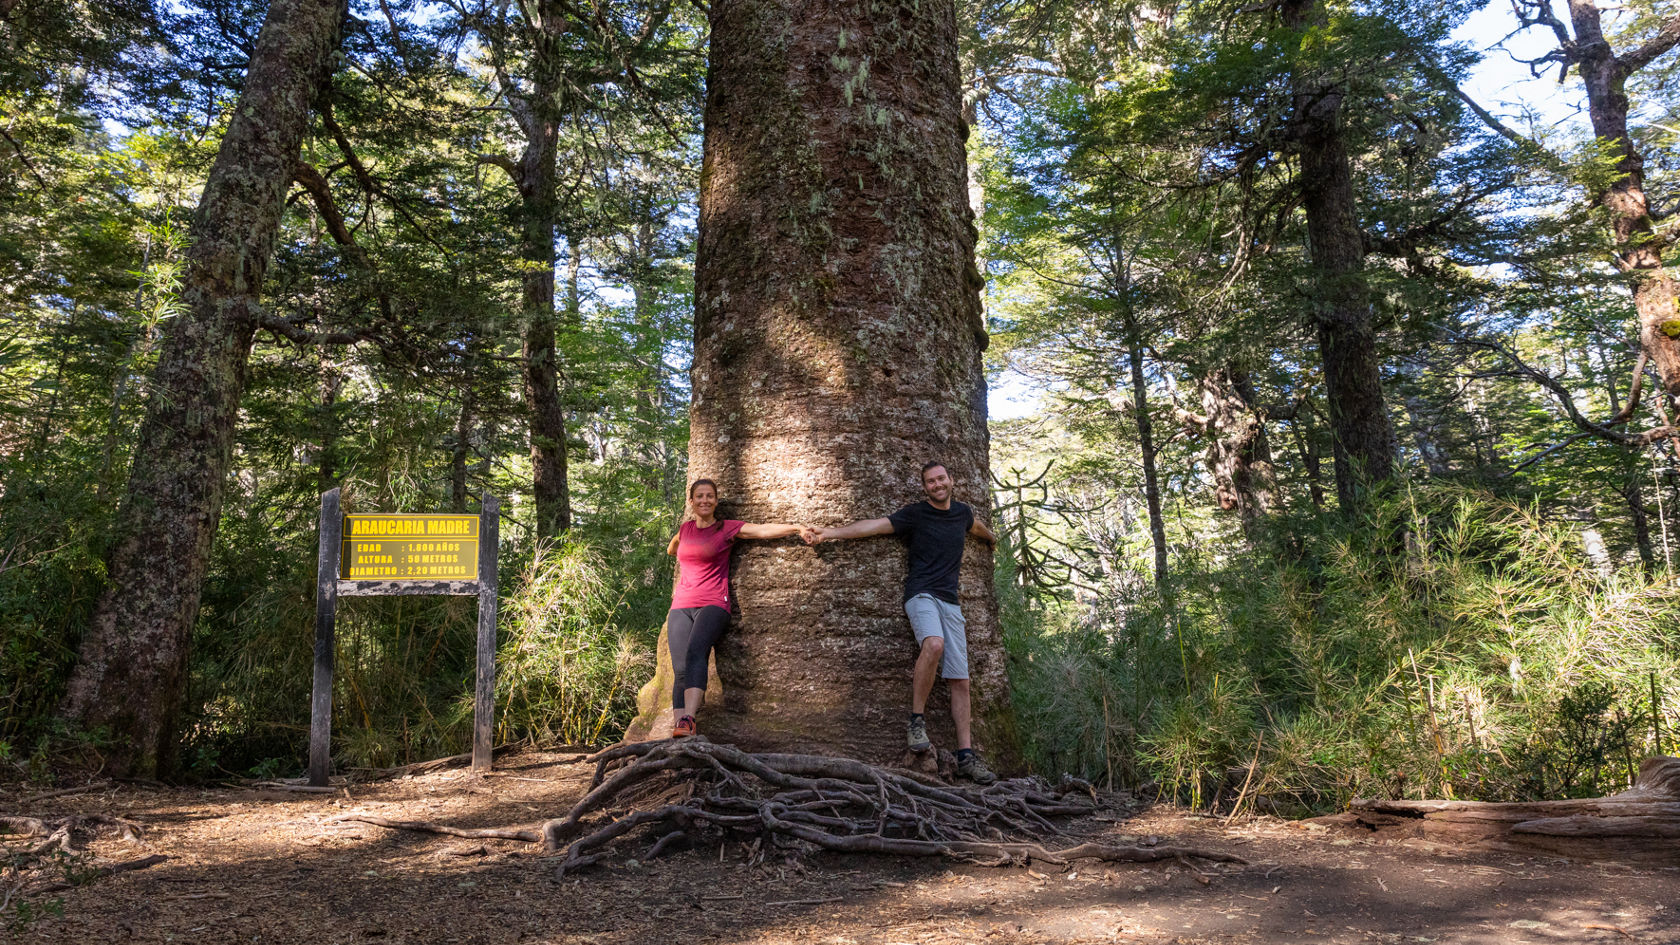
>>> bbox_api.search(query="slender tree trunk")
[1293,415,1326,510]
[451,348,476,513]
[513,25,571,540]
[1283,0,1395,507]
[1402,395,1453,477]
[643,0,1014,766]
[97,245,158,500]
[1123,310,1168,588]
[1567,1,1680,395]
[316,347,340,493]
[1623,473,1657,575]
[58,0,346,777]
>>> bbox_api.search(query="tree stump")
[1316,756,1680,863]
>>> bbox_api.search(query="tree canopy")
[1,0,1676,802]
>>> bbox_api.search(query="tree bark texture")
[646,0,1014,766]
[1179,365,1275,536]
[1123,310,1169,587]
[1565,1,1680,396]
[58,0,347,777]
[1283,0,1396,507]
[514,47,572,539]
[1621,473,1657,574]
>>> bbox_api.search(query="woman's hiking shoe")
[956,751,997,785]
[906,715,932,752]
[672,715,697,738]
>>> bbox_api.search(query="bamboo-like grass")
[1004,483,1680,813]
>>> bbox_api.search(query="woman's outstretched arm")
[738,522,816,542]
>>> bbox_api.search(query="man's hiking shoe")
[672,715,697,738]
[906,715,932,752]
[957,752,998,785]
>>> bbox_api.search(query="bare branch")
[257,313,382,347]
[292,160,372,268]
[475,152,521,183]
[1449,333,1675,446]
[0,122,50,191]
[1620,13,1680,73]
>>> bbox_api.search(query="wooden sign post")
[308,488,501,786]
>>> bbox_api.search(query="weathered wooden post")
[473,494,499,774]
[308,488,342,787]
[308,491,501,786]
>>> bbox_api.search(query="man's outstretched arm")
[969,518,997,545]
[809,518,894,543]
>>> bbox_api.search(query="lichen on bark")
[635,0,1016,766]
[57,0,349,777]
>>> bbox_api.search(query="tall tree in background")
[675,0,1015,764]
[466,0,679,539]
[1509,1,1680,396]
[59,0,347,776]
[1280,0,1396,505]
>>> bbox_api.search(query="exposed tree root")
[21,854,168,897]
[15,782,113,804]
[0,815,159,915]
[0,814,144,864]
[347,739,1246,877]
[335,815,540,842]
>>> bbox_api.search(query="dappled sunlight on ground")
[4,751,1675,944]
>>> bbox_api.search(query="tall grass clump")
[495,540,654,746]
[1004,483,1680,811]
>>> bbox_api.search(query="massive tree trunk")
[1565,2,1680,396]
[638,0,1015,766]
[58,0,346,777]
[1283,0,1395,507]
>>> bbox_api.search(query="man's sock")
[908,712,924,723]
[956,748,975,762]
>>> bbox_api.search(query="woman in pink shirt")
[664,479,812,737]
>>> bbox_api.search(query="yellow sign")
[342,514,479,581]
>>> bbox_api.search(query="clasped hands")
[799,526,832,545]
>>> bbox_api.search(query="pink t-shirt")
[671,519,745,610]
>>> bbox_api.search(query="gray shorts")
[905,593,968,680]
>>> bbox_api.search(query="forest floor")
[4,749,1677,944]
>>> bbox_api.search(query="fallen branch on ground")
[16,782,114,804]
[23,853,168,896]
[347,742,538,782]
[1319,755,1680,863]
[349,739,1245,877]
[336,815,539,842]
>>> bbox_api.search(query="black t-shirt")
[887,500,973,604]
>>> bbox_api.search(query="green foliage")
[1006,484,1680,811]
[495,541,658,747]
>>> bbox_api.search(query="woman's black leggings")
[667,605,730,710]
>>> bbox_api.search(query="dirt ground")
[5,750,1677,944]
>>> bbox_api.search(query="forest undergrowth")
[0,464,674,779]
[1004,483,1680,813]
[7,467,1676,813]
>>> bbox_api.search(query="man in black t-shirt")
[810,462,999,783]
